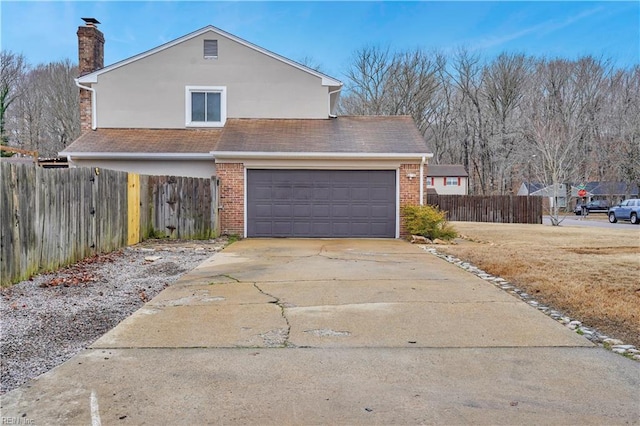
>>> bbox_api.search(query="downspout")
[328,86,342,118]
[419,155,426,206]
[75,79,97,130]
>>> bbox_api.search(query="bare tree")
[482,53,530,194]
[38,60,81,154]
[611,66,640,195]
[385,49,441,133]
[337,45,638,204]
[4,59,80,156]
[449,48,487,193]
[423,55,459,164]
[9,69,45,151]
[524,59,588,224]
[339,45,392,115]
[0,51,27,148]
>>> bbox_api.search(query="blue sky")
[1,1,638,79]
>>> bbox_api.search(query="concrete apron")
[2,239,638,424]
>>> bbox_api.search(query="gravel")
[0,238,227,394]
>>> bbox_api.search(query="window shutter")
[204,40,218,58]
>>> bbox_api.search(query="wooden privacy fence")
[1,163,218,285]
[426,195,543,224]
[138,175,218,240]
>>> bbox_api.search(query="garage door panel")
[247,170,396,238]
[332,222,350,236]
[312,222,331,235]
[292,222,311,235]
[351,187,370,201]
[253,221,274,235]
[293,204,312,217]
[331,187,350,201]
[253,186,273,200]
[272,205,292,217]
[371,187,392,200]
[313,187,331,200]
[293,185,313,200]
[331,204,351,218]
[312,205,330,217]
[273,187,293,200]
[255,204,272,216]
[351,223,371,235]
[272,222,293,235]
[351,204,370,218]
[370,222,391,235]
[371,205,393,218]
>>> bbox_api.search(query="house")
[61,19,433,238]
[518,181,640,210]
[425,164,468,195]
[517,182,568,209]
[570,182,639,204]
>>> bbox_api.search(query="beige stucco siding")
[95,32,329,128]
[70,159,216,179]
[427,177,468,195]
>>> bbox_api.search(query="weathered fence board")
[426,194,542,224]
[1,164,129,285]
[142,175,217,239]
[1,163,218,285]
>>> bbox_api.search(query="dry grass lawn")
[435,222,640,347]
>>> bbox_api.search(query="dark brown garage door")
[247,169,396,238]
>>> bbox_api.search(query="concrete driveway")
[2,239,638,424]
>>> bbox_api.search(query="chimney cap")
[81,17,100,26]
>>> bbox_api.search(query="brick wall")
[77,24,104,133]
[217,163,245,236]
[399,163,421,238]
[79,90,93,133]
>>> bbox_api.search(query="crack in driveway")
[252,283,294,347]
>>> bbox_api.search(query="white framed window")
[445,177,459,186]
[185,86,226,127]
[427,177,434,187]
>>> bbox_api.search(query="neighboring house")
[517,182,568,208]
[425,165,468,195]
[518,181,640,211]
[570,182,639,204]
[61,19,433,238]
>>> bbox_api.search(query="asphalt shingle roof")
[61,116,430,156]
[426,164,468,177]
[62,128,223,154]
[214,116,429,153]
[584,182,639,196]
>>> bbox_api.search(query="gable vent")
[204,39,218,59]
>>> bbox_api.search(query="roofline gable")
[76,25,343,87]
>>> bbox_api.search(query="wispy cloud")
[472,6,604,51]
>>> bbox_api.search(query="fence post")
[127,173,141,245]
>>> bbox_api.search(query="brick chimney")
[77,18,104,132]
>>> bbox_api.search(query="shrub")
[402,205,457,241]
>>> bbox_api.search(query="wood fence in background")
[426,194,543,224]
[1,163,218,285]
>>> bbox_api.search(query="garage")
[247,169,396,237]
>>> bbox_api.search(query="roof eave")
[212,151,433,161]
[61,152,214,160]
